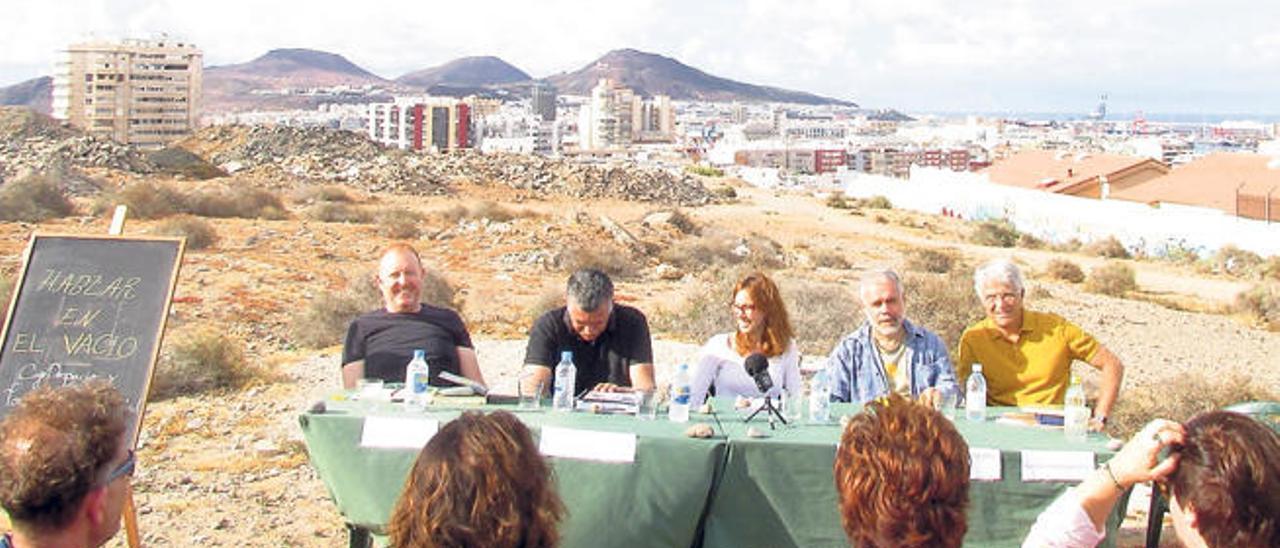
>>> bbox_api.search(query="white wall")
[840,167,1280,258]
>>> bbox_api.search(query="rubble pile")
[0,107,155,185]
[182,125,713,206]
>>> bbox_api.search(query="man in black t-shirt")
[521,269,655,395]
[340,243,485,389]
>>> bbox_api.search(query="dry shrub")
[1045,258,1085,283]
[151,328,257,399]
[861,195,893,209]
[651,271,739,344]
[905,248,957,274]
[661,231,784,270]
[375,207,421,239]
[1027,284,1053,300]
[782,278,861,356]
[1261,256,1280,281]
[145,147,225,180]
[154,215,217,250]
[1234,283,1280,330]
[93,181,187,219]
[292,185,355,204]
[644,208,698,235]
[187,187,288,219]
[1,274,13,318]
[711,185,738,201]
[420,269,462,311]
[557,243,640,280]
[307,202,372,223]
[1084,262,1136,297]
[903,272,983,359]
[0,172,75,221]
[970,220,1019,248]
[1017,233,1045,249]
[1109,372,1279,439]
[1210,245,1263,277]
[1084,236,1131,259]
[825,192,855,210]
[291,271,382,349]
[1051,238,1084,253]
[526,286,565,328]
[810,249,851,270]
[440,200,529,223]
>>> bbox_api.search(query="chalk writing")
[37,270,140,301]
[61,331,139,361]
[4,362,117,406]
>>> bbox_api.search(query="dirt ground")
[2,181,1276,547]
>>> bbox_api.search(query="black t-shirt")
[524,304,653,393]
[342,305,474,385]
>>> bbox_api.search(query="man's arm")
[1087,345,1124,422]
[341,360,365,390]
[520,365,552,396]
[628,363,655,391]
[456,346,486,386]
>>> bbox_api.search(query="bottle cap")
[414,349,425,359]
[973,364,983,372]
[560,350,573,362]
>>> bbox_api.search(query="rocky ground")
[1,109,1275,546]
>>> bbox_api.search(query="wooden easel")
[110,205,142,548]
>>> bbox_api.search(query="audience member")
[689,272,800,404]
[521,269,655,395]
[388,411,564,548]
[342,243,484,389]
[0,381,133,548]
[827,270,959,406]
[958,260,1124,429]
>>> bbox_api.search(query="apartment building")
[367,97,473,152]
[52,37,202,150]
[578,79,675,150]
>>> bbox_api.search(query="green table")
[300,398,1122,548]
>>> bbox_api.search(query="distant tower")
[1088,93,1108,121]
[530,81,556,122]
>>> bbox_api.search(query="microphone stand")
[744,394,787,429]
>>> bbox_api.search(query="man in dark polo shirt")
[521,269,656,395]
[341,243,485,389]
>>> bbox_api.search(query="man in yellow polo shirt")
[957,259,1125,430]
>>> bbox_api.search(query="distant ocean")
[916,111,1280,125]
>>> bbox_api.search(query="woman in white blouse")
[689,272,801,405]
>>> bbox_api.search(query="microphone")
[744,353,772,393]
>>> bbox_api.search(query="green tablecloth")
[299,398,1123,548]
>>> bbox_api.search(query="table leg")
[347,524,372,548]
[1145,487,1165,548]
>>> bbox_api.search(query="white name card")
[359,416,440,449]
[969,448,1002,481]
[1021,450,1095,482]
[539,426,637,463]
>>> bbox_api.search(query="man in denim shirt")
[826,270,959,406]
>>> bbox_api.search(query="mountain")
[544,49,855,106]
[396,56,530,88]
[202,48,391,113]
[0,76,53,115]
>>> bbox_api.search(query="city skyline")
[3,0,1279,115]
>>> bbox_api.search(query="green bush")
[1084,262,1136,297]
[0,172,75,222]
[711,185,738,201]
[903,271,983,360]
[685,164,724,177]
[1045,259,1085,283]
[151,328,255,399]
[969,220,1019,248]
[307,202,372,223]
[905,248,957,274]
[1109,372,1279,439]
[1084,236,1131,259]
[154,215,217,250]
[375,207,421,239]
[1234,282,1280,330]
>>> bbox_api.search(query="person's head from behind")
[834,394,970,548]
[730,272,793,356]
[0,380,132,548]
[1166,410,1280,548]
[565,269,613,342]
[389,411,564,548]
[378,242,425,314]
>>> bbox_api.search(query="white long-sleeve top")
[689,333,801,405]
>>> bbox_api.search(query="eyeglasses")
[981,292,1021,305]
[731,303,758,314]
[101,450,136,486]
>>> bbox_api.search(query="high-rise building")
[52,37,202,150]
[368,97,473,151]
[578,78,674,150]
[530,81,557,122]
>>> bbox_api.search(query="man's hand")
[592,383,633,393]
[917,387,942,409]
[1109,419,1185,488]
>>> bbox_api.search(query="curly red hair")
[833,394,970,547]
[389,411,565,548]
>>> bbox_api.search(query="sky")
[2,0,1278,115]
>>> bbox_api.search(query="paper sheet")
[359,416,439,449]
[539,426,637,463]
[969,448,1002,481]
[1021,450,1095,482]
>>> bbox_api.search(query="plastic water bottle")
[1064,373,1089,442]
[669,363,691,423]
[405,349,430,411]
[808,369,831,423]
[552,351,577,412]
[965,364,987,422]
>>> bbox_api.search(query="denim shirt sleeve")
[826,337,854,403]
[911,326,959,399]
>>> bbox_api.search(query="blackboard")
[0,234,184,442]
